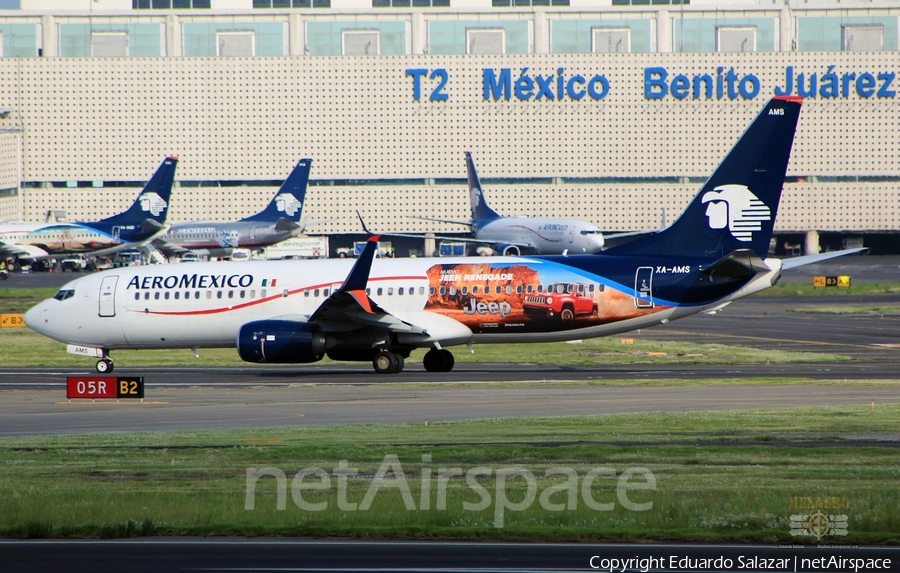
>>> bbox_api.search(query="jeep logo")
[463,299,512,318]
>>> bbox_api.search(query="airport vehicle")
[25,97,861,375]
[60,255,89,272]
[0,157,178,265]
[152,158,312,259]
[410,152,607,256]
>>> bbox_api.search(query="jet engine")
[497,244,520,256]
[237,320,325,363]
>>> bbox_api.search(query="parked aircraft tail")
[242,158,312,224]
[99,156,178,226]
[465,152,501,223]
[604,96,802,260]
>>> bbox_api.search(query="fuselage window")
[577,284,584,294]
[207,291,212,299]
[174,292,180,300]
[164,292,170,300]
[526,285,533,294]
[439,286,446,295]
[387,287,394,295]
[589,284,595,293]
[419,287,425,295]
[399,287,405,296]
[366,288,371,295]
[429,287,435,295]
[472,286,479,294]
[240,290,246,298]
[377,287,383,296]
[537,285,544,293]
[155,292,161,300]
[496,286,502,294]
[228,291,234,299]
[314,289,320,297]
[195,291,200,299]
[323,289,330,297]
[516,285,523,294]
[261,290,266,298]
[461,286,468,296]
[449,286,457,296]
[304,289,310,297]
[250,290,255,298]
[145,292,150,300]
[506,285,512,295]
[217,291,223,299]
[134,293,140,301]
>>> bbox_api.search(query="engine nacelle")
[237,320,325,364]
[497,243,520,256]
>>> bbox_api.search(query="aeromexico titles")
[26,97,862,375]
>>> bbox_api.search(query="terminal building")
[0,0,898,255]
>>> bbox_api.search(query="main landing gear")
[370,348,455,374]
[373,349,404,374]
[422,348,454,373]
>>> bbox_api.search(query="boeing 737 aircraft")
[152,158,312,259]
[26,97,861,375]
[0,156,177,265]
[412,152,607,255]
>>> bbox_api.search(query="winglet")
[340,235,381,293]
[356,211,373,235]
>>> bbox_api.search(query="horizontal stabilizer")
[274,218,300,233]
[780,247,868,270]
[703,249,771,280]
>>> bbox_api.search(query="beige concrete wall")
[0,52,897,232]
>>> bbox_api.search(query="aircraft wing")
[308,235,428,336]
[150,237,193,259]
[356,213,534,251]
[779,247,868,270]
[0,241,50,261]
[408,215,472,227]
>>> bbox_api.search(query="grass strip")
[1,404,898,544]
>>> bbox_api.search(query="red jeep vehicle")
[523,282,598,322]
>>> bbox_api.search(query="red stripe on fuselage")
[130,275,426,317]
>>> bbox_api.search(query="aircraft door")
[99,275,119,317]
[568,229,574,244]
[634,267,654,309]
[112,226,121,239]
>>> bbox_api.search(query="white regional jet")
[26,97,860,374]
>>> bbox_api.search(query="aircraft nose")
[24,300,58,339]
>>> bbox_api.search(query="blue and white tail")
[605,97,802,260]
[100,156,178,226]
[242,158,312,223]
[465,152,501,224]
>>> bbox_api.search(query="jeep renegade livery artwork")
[425,262,665,333]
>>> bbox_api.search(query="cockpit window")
[53,289,75,301]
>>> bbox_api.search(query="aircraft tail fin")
[100,156,178,225]
[465,152,501,223]
[243,158,312,223]
[604,97,802,260]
